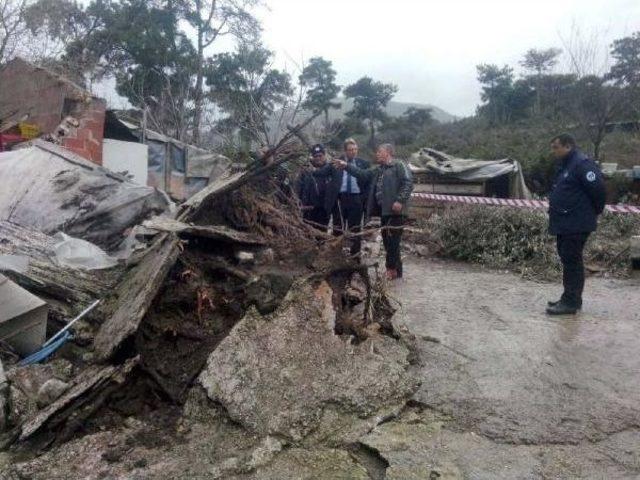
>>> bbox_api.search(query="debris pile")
[0,140,421,478]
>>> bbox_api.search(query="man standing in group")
[295,144,330,230]
[547,133,606,315]
[333,143,413,280]
[314,138,370,257]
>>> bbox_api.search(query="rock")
[235,250,255,264]
[243,273,293,314]
[255,247,275,264]
[246,448,370,480]
[198,278,418,442]
[36,379,70,408]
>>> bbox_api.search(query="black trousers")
[382,215,405,276]
[556,233,590,308]
[332,193,364,256]
[303,206,330,231]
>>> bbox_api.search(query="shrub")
[418,205,640,280]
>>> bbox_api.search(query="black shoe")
[546,302,578,315]
[548,300,582,309]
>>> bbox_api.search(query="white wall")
[102,139,148,186]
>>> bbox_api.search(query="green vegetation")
[417,205,640,280]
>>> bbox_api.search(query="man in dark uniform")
[547,133,606,315]
[313,138,370,257]
[295,144,330,230]
[333,143,413,280]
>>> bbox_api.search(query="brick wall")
[0,58,106,165]
[61,100,106,165]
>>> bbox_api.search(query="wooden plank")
[93,235,180,361]
[142,217,265,245]
[413,182,485,195]
[19,357,139,441]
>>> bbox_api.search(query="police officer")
[295,144,330,230]
[547,134,606,315]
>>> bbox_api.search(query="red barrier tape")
[411,192,640,215]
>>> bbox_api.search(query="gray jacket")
[345,160,413,218]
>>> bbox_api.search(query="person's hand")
[332,159,347,170]
[391,201,403,214]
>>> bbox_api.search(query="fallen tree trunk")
[19,357,139,443]
[142,217,266,245]
[93,235,180,361]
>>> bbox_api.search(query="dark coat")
[345,160,414,218]
[548,149,606,235]
[313,156,370,212]
[295,170,328,209]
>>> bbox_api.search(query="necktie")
[346,158,352,193]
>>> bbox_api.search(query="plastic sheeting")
[410,148,532,199]
[0,141,173,251]
[51,233,118,270]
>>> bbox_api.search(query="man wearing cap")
[295,144,330,230]
[313,138,370,257]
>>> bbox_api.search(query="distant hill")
[329,97,457,124]
[265,97,457,144]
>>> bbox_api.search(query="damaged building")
[0,58,230,201]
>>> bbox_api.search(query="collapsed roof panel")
[0,141,173,251]
[410,147,532,199]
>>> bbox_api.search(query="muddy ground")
[384,257,640,479]
[2,255,639,479]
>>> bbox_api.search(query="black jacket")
[345,160,414,218]
[313,156,370,212]
[548,149,606,235]
[295,170,328,210]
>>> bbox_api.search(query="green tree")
[609,31,640,120]
[178,0,262,145]
[206,44,293,148]
[402,106,434,127]
[343,76,397,147]
[299,56,341,127]
[476,64,516,124]
[520,48,562,115]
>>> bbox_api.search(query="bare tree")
[0,0,31,65]
[180,0,262,146]
[558,24,623,161]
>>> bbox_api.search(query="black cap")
[310,144,325,155]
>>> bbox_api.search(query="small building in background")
[0,58,106,164]
[103,112,231,201]
[0,58,230,201]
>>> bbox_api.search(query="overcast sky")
[257,0,640,117]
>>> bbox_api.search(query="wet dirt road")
[387,257,640,479]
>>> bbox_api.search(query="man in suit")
[314,138,370,257]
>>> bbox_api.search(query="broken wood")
[19,357,139,442]
[177,115,319,221]
[93,235,180,361]
[142,217,265,245]
[0,221,116,318]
